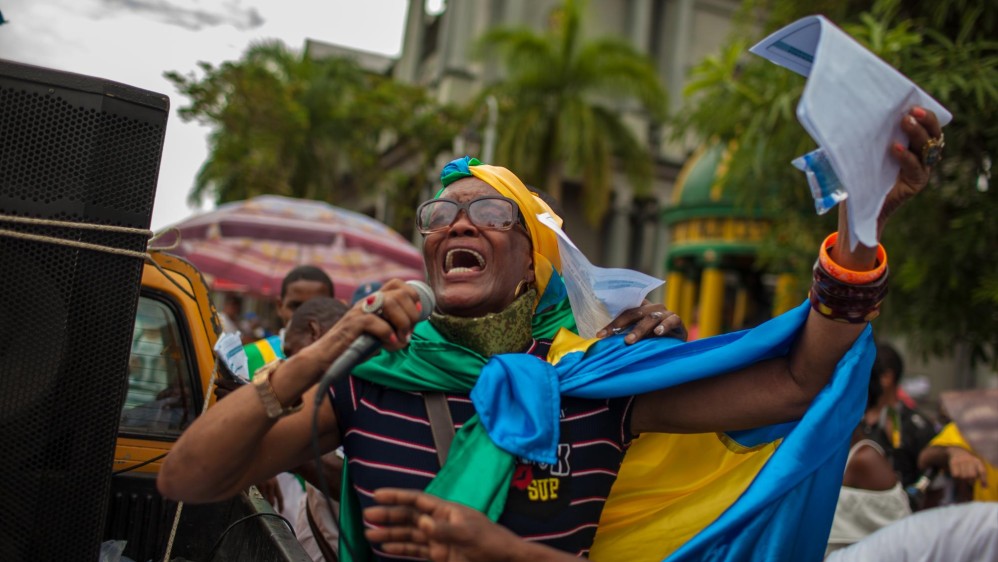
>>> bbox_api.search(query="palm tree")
[166,41,355,205]
[477,0,667,224]
[166,40,465,214]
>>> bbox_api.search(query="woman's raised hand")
[878,106,944,235]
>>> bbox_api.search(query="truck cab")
[103,250,308,562]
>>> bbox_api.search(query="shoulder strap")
[306,501,339,562]
[847,438,887,465]
[422,392,456,468]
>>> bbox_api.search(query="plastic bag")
[792,148,847,214]
[98,540,135,562]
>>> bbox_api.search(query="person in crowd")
[825,502,998,562]
[864,343,939,493]
[218,293,243,335]
[237,266,336,523]
[282,297,351,562]
[825,361,911,556]
[158,107,942,560]
[918,389,998,502]
[243,265,336,376]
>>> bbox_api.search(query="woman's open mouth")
[444,248,486,274]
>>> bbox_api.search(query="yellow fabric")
[590,432,778,562]
[929,422,998,502]
[547,327,595,365]
[253,339,280,365]
[467,165,561,303]
[548,318,782,561]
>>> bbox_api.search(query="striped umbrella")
[156,195,425,301]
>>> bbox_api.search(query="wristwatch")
[253,359,303,419]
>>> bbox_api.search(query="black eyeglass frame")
[415,195,526,235]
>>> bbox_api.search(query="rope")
[0,227,149,259]
[0,213,198,301]
[148,227,181,251]
[0,212,153,235]
[162,502,184,562]
[0,212,151,259]
[163,361,221,562]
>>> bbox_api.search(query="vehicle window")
[119,296,196,437]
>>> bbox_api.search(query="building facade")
[396,0,738,285]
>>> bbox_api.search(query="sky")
[0,0,421,230]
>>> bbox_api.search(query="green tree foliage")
[165,39,467,221]
[677,0,997,364]
[476,0,667,225]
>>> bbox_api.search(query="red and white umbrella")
[157,195,425,301]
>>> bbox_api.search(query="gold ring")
[922,133,945,167]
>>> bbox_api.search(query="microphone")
[314,280,434,403]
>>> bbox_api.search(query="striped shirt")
[332,340,635,559]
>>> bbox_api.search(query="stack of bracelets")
[809,232,888,323]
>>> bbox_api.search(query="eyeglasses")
[415,196,523,234]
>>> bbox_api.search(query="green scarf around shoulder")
[337,291,575,561]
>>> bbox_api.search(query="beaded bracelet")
[809,235,889,323]
[818,232,887,285]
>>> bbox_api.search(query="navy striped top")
[332,340,635,559]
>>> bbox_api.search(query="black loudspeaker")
[0,59,168,561]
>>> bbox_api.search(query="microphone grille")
[405,280,436,321]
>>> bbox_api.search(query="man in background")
[243,265,335,375]
[866,343,939,493]
[240,265,336,524]
[283,297,351,561]
[218,293,243,335]
[917,389,998,503]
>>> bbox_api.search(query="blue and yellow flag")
[472,301,874,562]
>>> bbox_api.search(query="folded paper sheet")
[750,15,953,249]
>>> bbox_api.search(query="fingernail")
[912,106,926,119]
[596,329,607,338]
[654,325,666,336]
[415,301,422,312]
[389,334,398,344]
[625,333,636,343]
[894,142,906,153]
[906,115,917,126]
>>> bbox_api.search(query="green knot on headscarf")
[438,155,482,192]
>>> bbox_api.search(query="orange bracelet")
[818,232,887,285]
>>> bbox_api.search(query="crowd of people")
[154,104,995,562]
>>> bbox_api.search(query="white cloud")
[0,0,407,229]
[100,0,265,31]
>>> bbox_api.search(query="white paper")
[537,213,664,338]
[750,15,953,249]
[214,331,250,382]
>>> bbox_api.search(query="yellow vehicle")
[103,250,308,562]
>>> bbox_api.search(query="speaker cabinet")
[0,59,169,561]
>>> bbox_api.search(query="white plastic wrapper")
[537,213,664,339]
